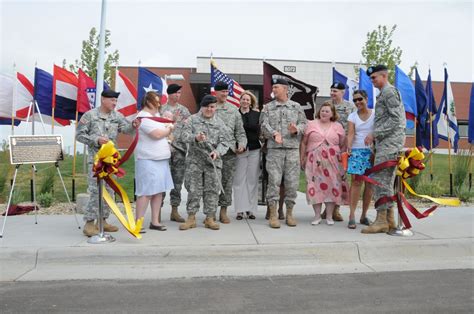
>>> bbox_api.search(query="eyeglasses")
[353,97,364,103]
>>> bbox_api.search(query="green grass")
[1,151,472,204]
[0,152,136,204]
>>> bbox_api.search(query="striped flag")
[210,60,243,107]
[53,65,78,120]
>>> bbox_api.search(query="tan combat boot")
[179,214,196,231]
[170,206,185,223]
[204,216,220,230]
[219,206,230,224]
[286,207,297,227]
[387,207,396,230]
[361,210,389,234]
[268,203,281,229]
[83,220,99,237]
[99,219,119,232]
[333,205,344,221]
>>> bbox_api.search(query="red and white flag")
[0,72,34,121]
[115,70,138,120]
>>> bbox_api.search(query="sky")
[0,0,472,151]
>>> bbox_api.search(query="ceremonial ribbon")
[92,116,175,239]
[355,147,460,229]
[93,141,143,239]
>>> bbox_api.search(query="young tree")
[64,27,119,84]
[358,24,402,83]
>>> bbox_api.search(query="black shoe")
[246,211,256,219]
[149,223,167,231]
[236,212,244,220]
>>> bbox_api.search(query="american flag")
[210,61,244,107]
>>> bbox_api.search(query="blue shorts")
[347,148,373,175]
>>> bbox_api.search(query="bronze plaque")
[9,135,64,165]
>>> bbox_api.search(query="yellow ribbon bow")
[93,141,143,239]
[397,147,460,207]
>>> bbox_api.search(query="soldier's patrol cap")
[166,84,182,94]
[200,95,217,107]
[101,89,120,98]
[366,65,388,76]
[330,82,346,90]
[214,81,229,91]
[271,77,289,86]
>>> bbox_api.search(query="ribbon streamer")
[358,146,460,229]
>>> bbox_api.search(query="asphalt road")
[1,269,472,313]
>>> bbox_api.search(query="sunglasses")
[353,97,364,103]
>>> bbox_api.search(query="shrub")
[37,192,54,208]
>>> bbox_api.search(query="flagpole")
[443,63,453,195]
[427,68,434,181]
[51,66,55,133]
[95,0,107,105]
[11,63,16,135]
[72,104,79,201]
[429,110,434,181]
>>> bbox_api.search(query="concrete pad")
[0,248,37,281]
[358,238,474,272]
[0,215,84,248]
[17,243,366,281]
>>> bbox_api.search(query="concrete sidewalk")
[0,192,472,282]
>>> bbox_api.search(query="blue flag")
[395,66,416,129]
[424,70,439,149]
[34,67,54,118]
[33,67,70,126]
[137,67,166,110]
[359,68,375,109]
[332,67,358,102]
[414,68,428,147]
[0,117,20,126]
[468,83,474,144]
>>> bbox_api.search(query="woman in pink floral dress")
[300,101,348,225]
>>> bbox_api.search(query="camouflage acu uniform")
[76,107,135,221]
[334,99,356,134]
[260,99,307,207]
[214,102,247,207]
[181,112,229,216]
[372,84,406,210]
[161,103,191,207]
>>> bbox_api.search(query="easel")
[0,100,80,238]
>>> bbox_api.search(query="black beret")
[330,82,346,90]
[214,81,229,91]
[366,65,388,76]
[271,77,289,86]
[200,95,217,107]
[101,89,120,98]
[166,84,182,94]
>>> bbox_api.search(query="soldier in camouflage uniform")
[179,95,230,231]
[76,89,138,237]
[321,82,356,222]
[361,65,406,234]
[260,78,307,228]
[213,81,247,224]
[161,84,191,223]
